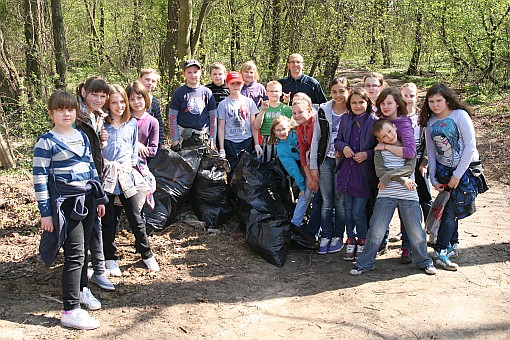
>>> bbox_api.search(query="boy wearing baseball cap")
[168,59,217,150]
[217,71,261,170]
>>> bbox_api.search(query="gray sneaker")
[90,273,115,291]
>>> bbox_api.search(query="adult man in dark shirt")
[278,53,327,105]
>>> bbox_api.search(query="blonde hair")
[292,92,312,111]
[266,80,282,90]
[139,68,161,81]
[106,84,131,124]
[268,115,293,145]
[401,82,417,91]
[240,61,259,81]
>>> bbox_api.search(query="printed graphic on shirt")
[227,104,249,132]
[430,118,461,167]
[186,94,206,115]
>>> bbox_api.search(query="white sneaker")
[142,256,160,272]
[80,287,101,310]
[90,273,115,291]
[61,308,100,330]
[105,260,122,277]
[87,268,94,279]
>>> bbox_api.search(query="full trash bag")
[191,152,233,228]
[230,151,292,267]
[144,147,202,232]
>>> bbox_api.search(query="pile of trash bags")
[144,148,294,267]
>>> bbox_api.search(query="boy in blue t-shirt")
[168,59,217,150]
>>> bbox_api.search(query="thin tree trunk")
[0,107,15,169]
[125,0,143,69]
[190,0,220,57]
[407,9,422,75]
[0,29,20,106]
[50,0,68,89]
[160,0,179,100]
[24,0,44,102]
[177,0,192,61]
[268,0,282,79]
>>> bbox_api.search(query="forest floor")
[0,73,509,339]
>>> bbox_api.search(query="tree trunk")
[381,37,391,68]
[268,0,282,79]
[407,9,422,75]
[50,0,68,89]
[160,0,180,101]
[125,0,143,69]
[177,0,192,61]
[0,29,20,106]
[228,0,237,68]
[0,108,15,169]
[24,0,44,102]
[190,0,220,57]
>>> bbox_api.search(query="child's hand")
[138,142,149,157]
[404,179,417,191]
[306,177,319,193]
[343,146,355,158]
[375,142,386,151]
[283,92,291,104]
[254,145,263,158]
[97,204,105,218]
[353,151,367,163]
[377,181,386,190]
[299,190,307,199]
[419,165,427,175]
[40,216,54,233]
[448,175,460,189]
[219,149,226,158]
[208,139,217,150]
[100,128,108,143]
[261,100,269,111]
[310,169,320,182]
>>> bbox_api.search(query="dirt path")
[0,178,509,339]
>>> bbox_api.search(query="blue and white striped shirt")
[33,129,99,217]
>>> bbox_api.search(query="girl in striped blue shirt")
[33,90,106,330]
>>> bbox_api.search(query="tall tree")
[24,0,45,102]
[50,0,68,89]
[407,7,423,75]
[125,0,143,69]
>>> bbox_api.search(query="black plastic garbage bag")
[191,153,233,228]
[230,152,291,231]
[230,152,292,266]
[245,212,291,268]
[144,147,202,232]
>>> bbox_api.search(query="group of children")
[34,59,482,330]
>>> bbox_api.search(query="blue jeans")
[434,197,458,251]
[400,161,433,249]
[224,137,254,171]
[344,193,368,240]
[355,197,433,271]
[291,187,314,227]
[319,157,345,239]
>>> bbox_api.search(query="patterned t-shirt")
[218,95,259,143]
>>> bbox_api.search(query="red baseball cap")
[226,71,243,84]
